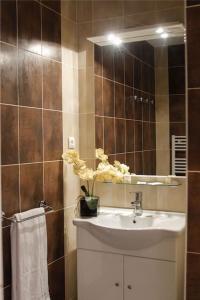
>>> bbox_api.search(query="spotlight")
[156,27,164,34]
[161,32,169,39]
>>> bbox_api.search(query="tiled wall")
[168,44,186,174]
[0,0,78,299]
[186,1,200,299]
[94,42,156,175]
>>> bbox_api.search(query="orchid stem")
[87,181,90,196]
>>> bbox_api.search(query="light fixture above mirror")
[87,22,185,47]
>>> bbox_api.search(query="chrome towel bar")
[1,200,54,224]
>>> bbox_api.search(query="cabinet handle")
[115,283,119,287]
[127,285,132,290]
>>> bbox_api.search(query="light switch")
[68,136,75,149]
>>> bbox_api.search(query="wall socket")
[68,136,76,149]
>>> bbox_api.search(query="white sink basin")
[73,207,186,250]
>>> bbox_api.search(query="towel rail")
[1,200,54,224]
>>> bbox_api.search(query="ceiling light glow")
[161,32,169,39]
[107,33,115,41]
[156,27,164,34]
[107,33,122,46]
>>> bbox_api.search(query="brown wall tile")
[95,116,104,149]
[43,59,62,110]
[188,30,200,88]
[126,152,134,173]
[3,227,11,287]
[3,286,11,300]
[169,66,185,94]
[187,5,200,31]
[168,44,185,67]
[1,0,17,45]
[18,50,42,108]
[18,0,41,54]
[135,151,143,175]
[94,45,102,76]
[134,59,142,90]
[116,153,126,164]
[187,253,200,300]
[46,210,64,263]
[125,86,134,119]
[126,120,134,152]
[20,163,44,212]
[143,122,151,151]
[169,95,186,123]
[19,107,43,163]
[115,83,125,119]
[95,76,103,116]
[48,257,65,300]
[170,122,186,137]
[188,89,200,170]
[1,105,19,165]
[1,43,18,105]
[42,6,61,61]
[44,161,63,210]
[114,48,124,84]
[125,53,133,87]
[103,78,114,117]
[103,45,114,80]
[2,165,19,218]
[187,0,200,5]
[1,0,64,296]
[135,121,143,151]
[188,173,200,216]
[41,0,61,13]
[104,117,115,154]
[115,118,125,153]
[43,110,63,161]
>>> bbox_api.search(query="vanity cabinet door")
[124,256,176,300]
[77,249,123,300]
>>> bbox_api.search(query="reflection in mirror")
[92,24,186,176]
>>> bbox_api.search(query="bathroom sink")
[73,207,186,250]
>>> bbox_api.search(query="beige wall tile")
[92,16,124,36]
[124,10,157,28]
[79,113,95,159]
[155,6,184,25]
[77,0,92,23]
[61,0,77,22]
[156,150,170,175]
[124,0,156,16]
[64,206,77,256]
[79,68,95,114]
[78,22,94,69]
[95,177,186,213]
[62,64,79,114]
[92,0,123,21]
[155,0,184,11]
[63,164,80,208]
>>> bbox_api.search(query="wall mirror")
[91,23,186,177]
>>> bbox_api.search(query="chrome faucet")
[130,192,143,223]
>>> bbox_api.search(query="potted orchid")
[62,148,130,217]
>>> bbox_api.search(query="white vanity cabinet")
[124,256,176,300]
[78,250,123,300]
[75,208,185,300]
[78,249,176,300]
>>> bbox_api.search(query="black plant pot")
[80,196,100,217]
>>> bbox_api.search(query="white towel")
[11,208,50,300]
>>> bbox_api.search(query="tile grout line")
[41,1,45,205]
[16,0,22,213]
